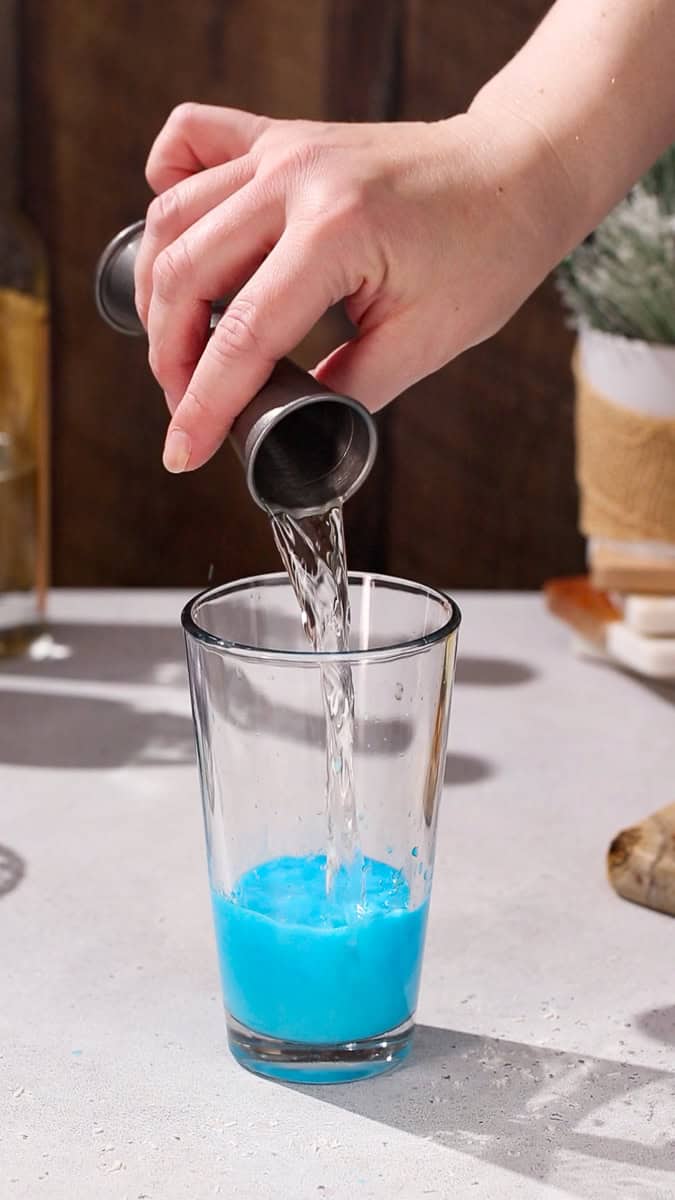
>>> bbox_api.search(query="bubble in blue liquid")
[411,846,419,857]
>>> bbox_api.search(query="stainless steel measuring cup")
[95,221,377,517]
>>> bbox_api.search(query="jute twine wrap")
[574,350,675,543]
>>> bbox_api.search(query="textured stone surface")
[2,591,674,1200]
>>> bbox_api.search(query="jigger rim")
[94,219,146,335]
[244,392,378,517]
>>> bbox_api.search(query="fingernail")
[163,428,191,473]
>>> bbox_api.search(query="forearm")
[470,0,675,250]
[138,5,675,459]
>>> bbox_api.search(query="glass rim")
[181,571,461,664]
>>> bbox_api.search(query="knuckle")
[152,240,191,301]
[301,181,370,244]
[286,139,322,176]
[338,184,369,223]
[211,299,268,363]
[326,183,369,228]
[261,137,322,184]
[146,188,180,238]
[181,386,215,423]
[168,100,201,132]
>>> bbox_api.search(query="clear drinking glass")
[182,572,460,1083]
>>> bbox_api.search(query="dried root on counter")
[608,802,675,916]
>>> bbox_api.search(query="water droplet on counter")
[394,682,404,700]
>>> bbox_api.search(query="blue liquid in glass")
[211,855,428,1045]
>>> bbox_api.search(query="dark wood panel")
[19,1,328,587]
[320,0,404,572]
[324,0,403,124]
[0,0,18,207]
[404,0,545,118]
[16,0,585,588]
[387,289,582,590]
[388,0,585,588]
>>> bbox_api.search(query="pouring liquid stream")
[270,505,363,903]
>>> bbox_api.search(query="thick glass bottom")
[226,1014,415,1083]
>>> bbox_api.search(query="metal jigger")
[94,221,377,516]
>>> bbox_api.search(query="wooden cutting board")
[591,544,675,595]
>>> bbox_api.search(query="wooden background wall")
[17,0,584,589]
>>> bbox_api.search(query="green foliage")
[557,144,675,344]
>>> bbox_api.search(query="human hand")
[136,102,575,472]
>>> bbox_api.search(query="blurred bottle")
[0,2,50,655]
[0,205,49,655]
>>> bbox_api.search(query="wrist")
[460,87,584,265]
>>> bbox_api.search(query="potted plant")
[557,144,675,594]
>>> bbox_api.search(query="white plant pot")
[579,325,675,419]
[578,325,675,562]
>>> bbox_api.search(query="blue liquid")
[211,855,429,1045]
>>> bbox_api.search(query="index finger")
[162,229,343,472]
[146,102,271,192]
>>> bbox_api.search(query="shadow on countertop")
[0,622,540,692]
[0,844,25,898]
[0,685,495,785]
[0,690,195,769]
[297,1024,675,1198]
[636,1005,675,1048]
[0,622,517,777]
[455,656,538,687]
[571,652,675,710]
[0,622,187,687]
[0,622,192,768]
[444,753,493,786]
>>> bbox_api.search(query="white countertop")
[1,590,674,1200]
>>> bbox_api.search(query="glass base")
[226,1014,415,1084]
